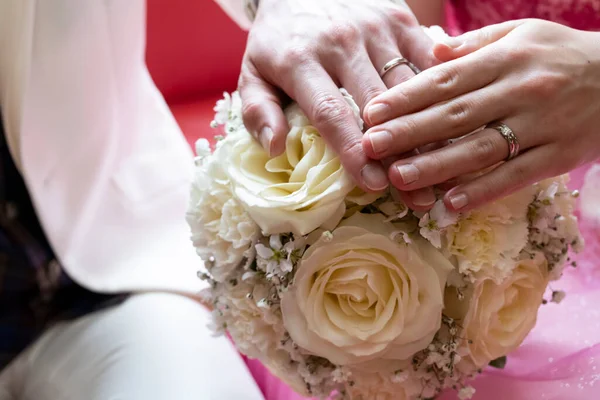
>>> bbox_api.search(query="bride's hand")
[238,0,439,199]
[362,19,600,211]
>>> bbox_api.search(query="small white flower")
[331,367,352,383]
[419,213,442,248]
[425,351,449,369]
[419,201,458,248]
[213,92,232,126]
[551,290,566,304]
[391,230,412,244]
[321,231,334,242]
[256,235,306,278]
[390,370,410,383]
[256,298,270,309]
[195,138,212,159]
[241,271,257,281]
[458,386,476,400]
[380,200,409,221]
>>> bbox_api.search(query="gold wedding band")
[485,121,520,161]
[379,57,421,78]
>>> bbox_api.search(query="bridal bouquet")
[187,88,582,399]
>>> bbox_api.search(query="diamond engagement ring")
[485,121,520,161]
[379,57,421,78]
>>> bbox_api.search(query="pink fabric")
[245,2,600,398]
[448,0,600,33]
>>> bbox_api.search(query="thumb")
[433,20,525,61]
[238,63,289,157]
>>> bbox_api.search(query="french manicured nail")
[259,126,274,155]
[449,193,469,210]
[361,163,389,191]
[411,188,436,207]
[367,104,390,124]
[367,130,392,154]
[395,164,419,185]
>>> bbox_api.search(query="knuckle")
[241,101,264,126]
[360,85,385,106]
[445,100,472,129]
[387,7,417,28]
[324,22,360,50]
[362,17,384,36]
[339,137,364,160]
[520,73,569,99]
[505,46,529,64]
[311,95,352,127]
[429,67,459,93]
[417,153,445,179]
[389,87,410,109]
[397,118,420,149]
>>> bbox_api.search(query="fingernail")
[367,104,390,124]
[367,130,392,154]
[259,126,273,155]
[411,188,436,207]
[449,193,469,210]
[361,163,389,191]
[395,164,420,185]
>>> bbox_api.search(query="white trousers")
[0,293,265,400]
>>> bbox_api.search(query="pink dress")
[244,2,600,398]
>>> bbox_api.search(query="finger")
[334,51,387,115]
[238,62,290,156]
[387,124,536,191]
[363,47,503,126]
[363,83,515,159]
[443,145,554,212]
[382,153,437,210]
[367,39,417,89]
[287,63,388,192]
[394,22,440,71]
[418,140,449,154]
[433,20,525,61]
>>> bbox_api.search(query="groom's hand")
[238,0,437,194]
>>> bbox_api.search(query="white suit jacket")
[0,0,203,295]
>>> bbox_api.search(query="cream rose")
[445,186,536,282]
[449,253,549,369]
[281,213,453,367]
[225,92,362,236]
[186,143,260,282]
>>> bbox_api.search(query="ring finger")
[368,39,418,89]
[388,118,538,191]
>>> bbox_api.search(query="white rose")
[448,252,549,369]
[186,145,260,282]
[281,213,453,367]
[445,186,535,282]
[225,91,362,236]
